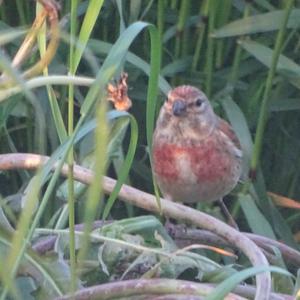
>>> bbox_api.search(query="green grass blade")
[1,175,42,299]
[250,0,294,175]
[80,21,156,117]
[0,28,27,45]
[0,227,75,298]
[238,194,276,238]
[36,3,67,143]
[144,25,162,211]
[212,9,300,38]
[102,114,138,219]
[205,266,292,300]
[239,39,300,89]
[88,39,170,94]
[73,0,105,72]
[67,0,80,293]
[145,25,161,154]
[78,99,108,263]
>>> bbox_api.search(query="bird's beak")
[172,99,186,116]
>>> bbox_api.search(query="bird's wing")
[217,117,242,154]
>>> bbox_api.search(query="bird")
[152,85,242,227]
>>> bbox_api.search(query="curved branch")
[166,224,300,268]
[0,153,271,300]
[55,279,246,300]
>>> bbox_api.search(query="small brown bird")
[152,85,242,226]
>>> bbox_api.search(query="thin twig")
[55,278,246,300]
[165,224,300,268]
[55,279,293,300]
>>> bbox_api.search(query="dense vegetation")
[0,0,299,299]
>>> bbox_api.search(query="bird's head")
[165,85,212,118]
[155,85,217,142]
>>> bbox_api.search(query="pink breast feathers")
[187,140,231,183]
[153,144,182,181]
[153,140,231,184]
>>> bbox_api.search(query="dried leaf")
[107,72,132,111]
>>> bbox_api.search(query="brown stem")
[166,224,300,268]
[55,278,246,300]
[23,0,60,79]
[0,0,60,87]
[0,153,271,300]
[55,279,294,300]
[32,220,111,254]
[11,11,48,69]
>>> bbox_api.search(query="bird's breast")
[152,135,242,202]
[153,144,198,183]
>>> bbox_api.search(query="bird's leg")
[163,195,189,234]
[218,198,239,230]
[165,217,189,240]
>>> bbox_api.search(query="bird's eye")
[195,98,203,107]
